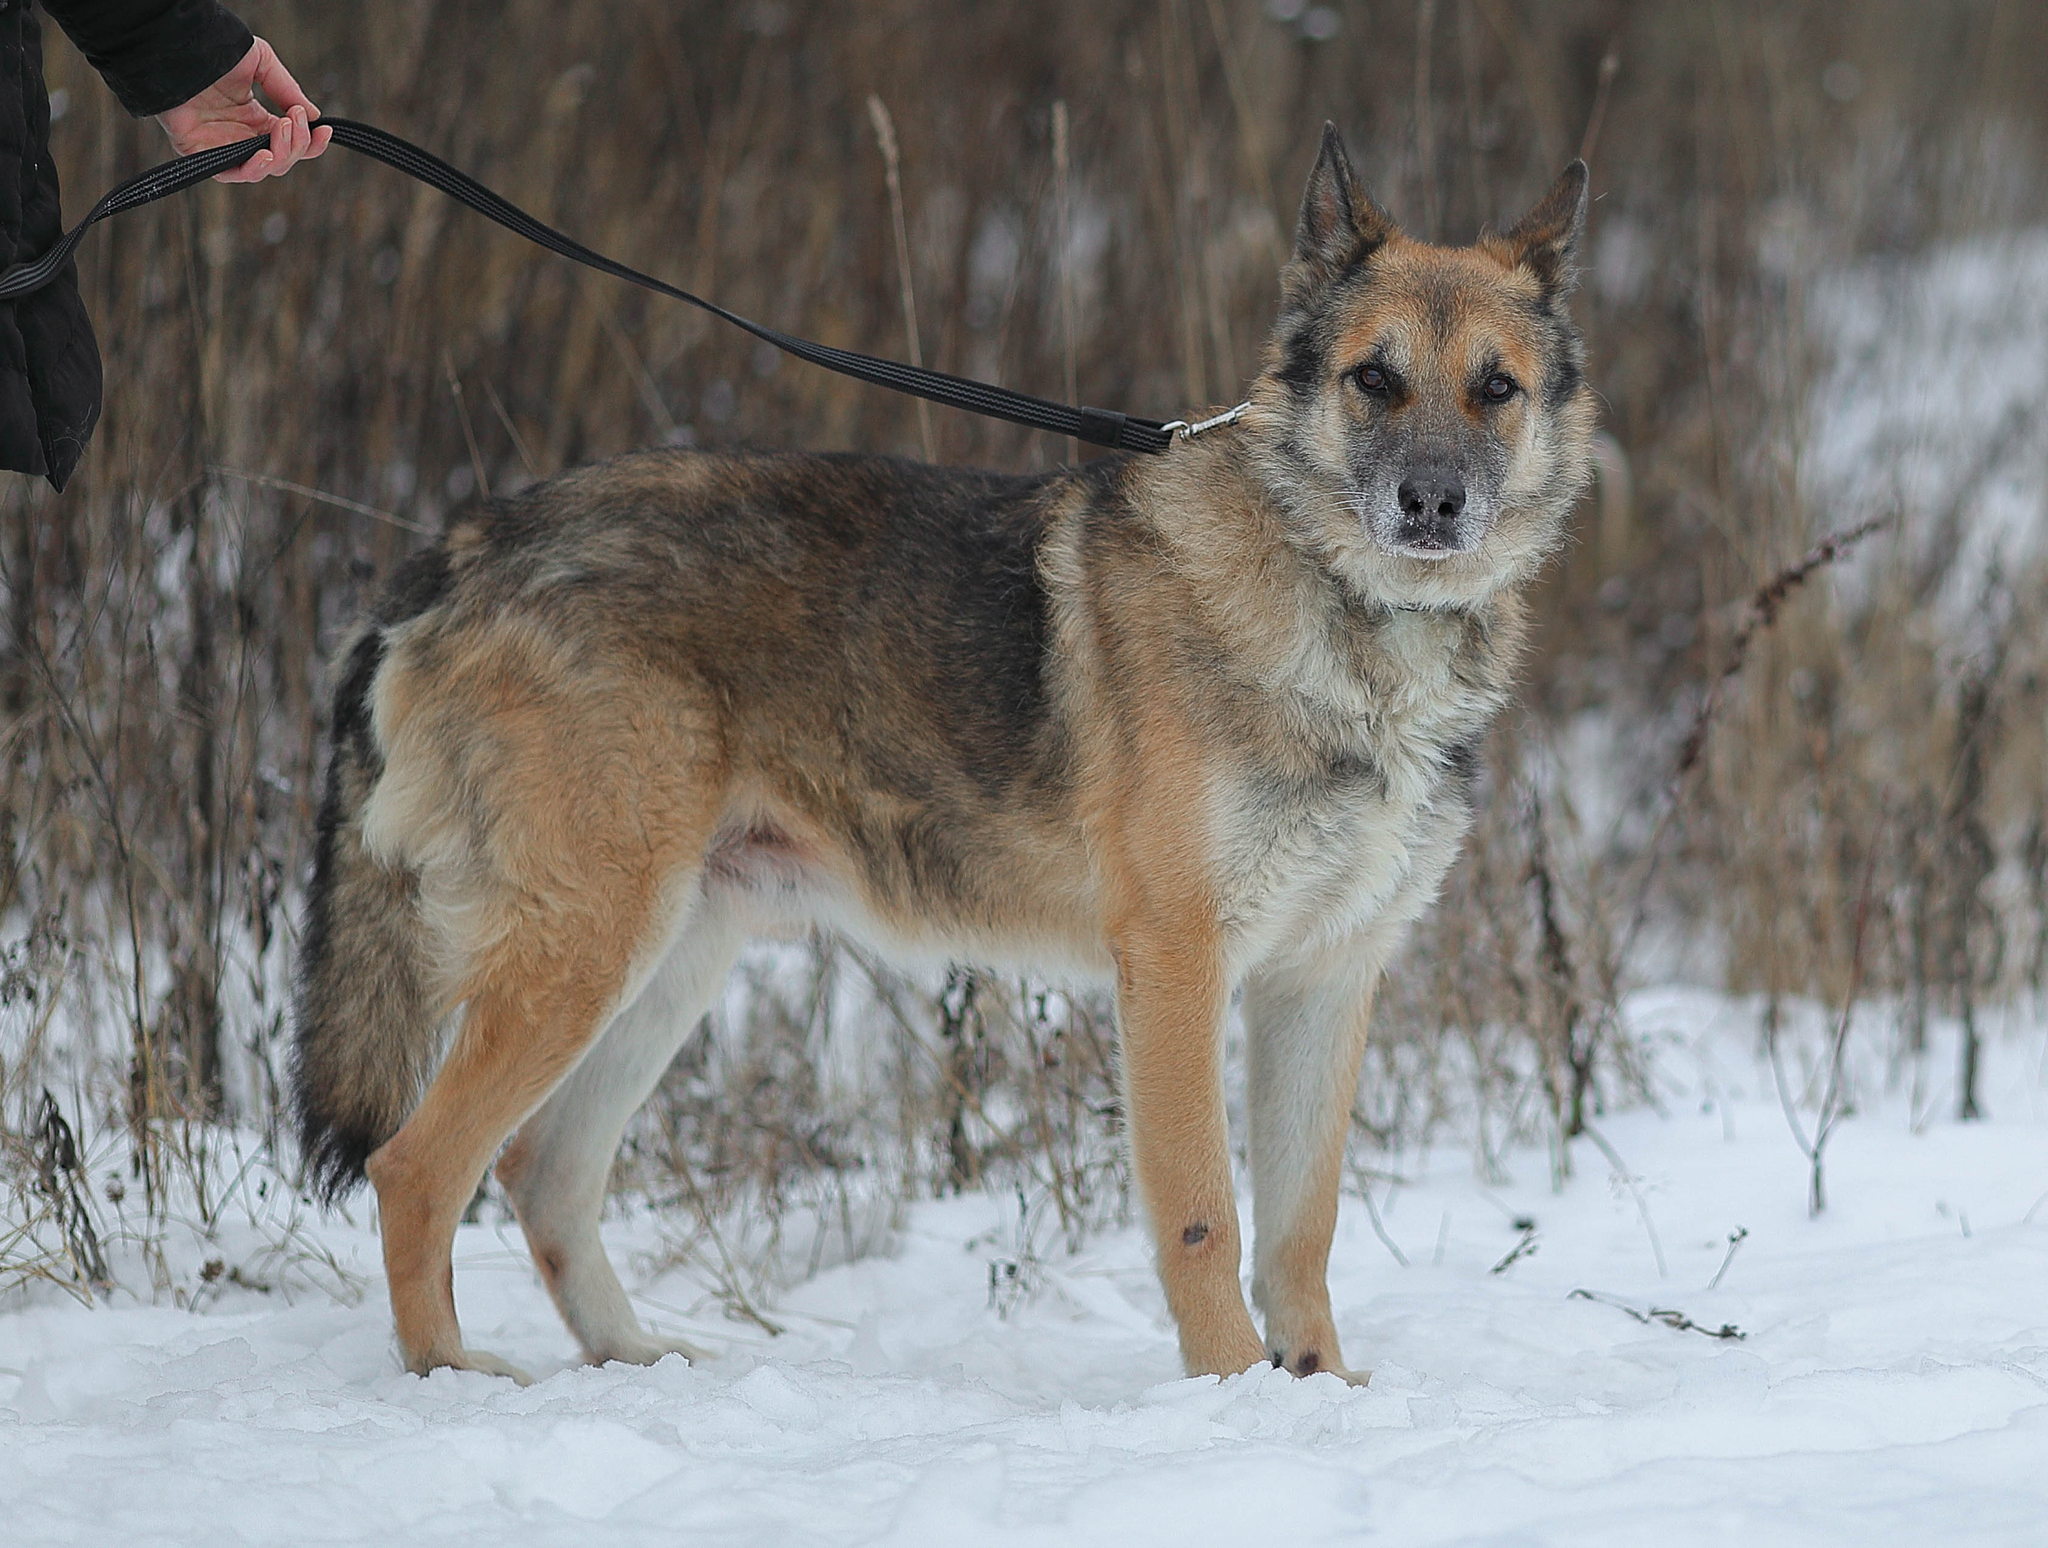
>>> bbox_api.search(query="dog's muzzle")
[1393,467,1467,553]
[1368,464,1486,559]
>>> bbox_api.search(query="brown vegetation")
[5,0,2047,1296]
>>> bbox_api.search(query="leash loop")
[0,119,1184,455]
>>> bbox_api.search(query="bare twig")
[1415,0,1440,241]
[1052,99,1078,465]
[1706,1225,1748,1291]
[1577,40,1621,167]
[1489,1221,1538,1274]
[1568,1288,1745,1340]
[1768,829,1880,1216]
[212,469,430,534]
[1674,517,1891,782]
[1455,0,1487,220]
[1198,0,1282,258]
[33,1090,110,1294]
[1474,0,1565,167]
[600,308,681,445]
[1811,861,1876,1211]
[671,1161,785,1338]
[867,95,935,462]
[443,350,491,502]
[481,379,539,479]
[1620,516,1892,962]
[1580,1122,1667,1278]
[1356,1169,1410,1267]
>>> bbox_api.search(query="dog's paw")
[1315,1362,1372,1387]
[1267,1343,1370,1385]
[420,1347,535,1385]
[588,1332,711,1369]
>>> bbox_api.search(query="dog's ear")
[1498,160,1589,296]
[1293,123,1397,277]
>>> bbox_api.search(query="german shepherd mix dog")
[294,126,1595,1384]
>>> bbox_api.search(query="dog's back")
[294,448,1106,1202]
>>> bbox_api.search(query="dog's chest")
[1209,607,1494,967]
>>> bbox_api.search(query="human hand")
[156,38,333,183]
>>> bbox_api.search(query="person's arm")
[40,1,330,182]
[40,0,251,118]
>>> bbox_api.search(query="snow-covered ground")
[5,990,2047,1546]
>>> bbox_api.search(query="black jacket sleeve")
[39,0,252,118]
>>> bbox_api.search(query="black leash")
[0,118,1184,455]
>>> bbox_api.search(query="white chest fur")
[1209,607,1495,977]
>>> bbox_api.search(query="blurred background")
[5,0,2047,1300]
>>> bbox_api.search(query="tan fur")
[293,130,1597,1384]
[358,615,729,1376]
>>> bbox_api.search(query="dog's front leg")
[1243,954,1379,1383]
[1114,921,1268,1379]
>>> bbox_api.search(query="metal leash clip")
[1160,401,1252,441]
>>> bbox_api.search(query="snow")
[1802,229,2048,625]
[5,992,2048,1546]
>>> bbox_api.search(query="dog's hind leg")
[1244,952,1379,1384]
[365,926,648,1381]
[494,897,744,1367]
[359,660,725,1381]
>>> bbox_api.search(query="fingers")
[215,104,320,183]
[214,38,264,100]
[212,110,284,183]
[215,145,272,184]
[275,106,321,171]
[235,37,325,181]
[248,38,320,120]
[162,36,328,181]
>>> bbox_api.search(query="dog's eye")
[1482,373,1517,403]
[1356,364,1389,395]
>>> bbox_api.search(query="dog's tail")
[291,551,451,1202]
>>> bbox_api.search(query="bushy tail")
[292,554,452,1201]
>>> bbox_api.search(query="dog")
[292,124,1595,1384]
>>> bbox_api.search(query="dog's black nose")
[1395,467,1466,548]
[1398,468,1465,521]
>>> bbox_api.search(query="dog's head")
[1248,125,1597,608]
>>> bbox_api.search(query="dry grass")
[4,0,2046,1297]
